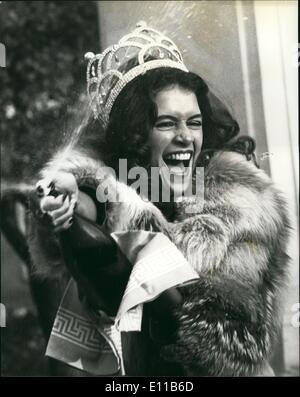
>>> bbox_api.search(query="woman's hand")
[36,171,79,232]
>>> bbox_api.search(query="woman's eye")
[156,121,176,130]
[187,120,202,129]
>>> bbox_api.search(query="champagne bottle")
[60,214,132,316]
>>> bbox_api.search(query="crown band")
[103,60,188,122]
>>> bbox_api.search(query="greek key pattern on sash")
[52,307,109,352]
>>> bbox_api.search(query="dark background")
[1,0,100,376]
[0,1,100,182]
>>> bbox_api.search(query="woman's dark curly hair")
[101,68,256,171]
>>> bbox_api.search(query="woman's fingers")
[40,194,65,212]
[54,216,74,233]
[52,199,76,228]
[40,194,77,232]
[48,195,71,221]
[37,172,79,201]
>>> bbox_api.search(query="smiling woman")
[27,23,290,376]
[150,85,203,197]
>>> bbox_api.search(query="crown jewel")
[85,22,188,126]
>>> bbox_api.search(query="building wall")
[254,0,299,375]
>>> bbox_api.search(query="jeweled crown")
[85,21,188,126]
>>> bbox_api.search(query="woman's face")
[149,84,203,196]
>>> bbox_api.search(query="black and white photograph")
[0,0,299,378]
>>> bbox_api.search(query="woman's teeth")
[164,152,192,161]
[162,152,193,176]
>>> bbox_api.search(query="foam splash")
[44,97,93,182]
